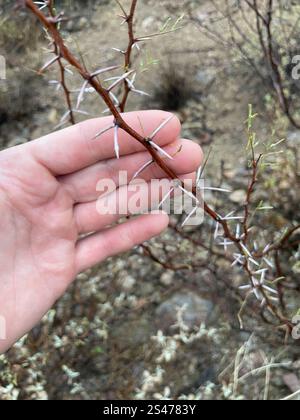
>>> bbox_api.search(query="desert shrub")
[0,0,299,401]
[185,0,300,129]
[0,6,40,53]
[149,64,196,112]
[0,71,45,126]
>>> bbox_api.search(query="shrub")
[0,0,299,401]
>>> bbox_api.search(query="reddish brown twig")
[242,153,262,243]
[45,0,75,125]
[118,0,138,112]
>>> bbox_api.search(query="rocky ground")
[0,0,299,400]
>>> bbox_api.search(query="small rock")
[283,373,300,393]
[78,17,88,30]
[292,261,300,275]
[76,272,89,281]
[66,20,75,32]
[72,304,84,317]
[142,282,155,295]
[160,271,175,286]
[196,69,215,88]
[224,168,237,179]
[7,137,28,147]
[97,292,108,303]
[230,189,247,204]
[118,275,136,292]
[287,131,300,146]
[111,318,154,349]
[66,17,88,32]
[48,109,57,124]
[279,180,291,190]
[155,291,213,332]
[142,16,156,30]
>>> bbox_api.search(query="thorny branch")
[117,0,138,112]
[24,0,298,333]
[43,0,75,125]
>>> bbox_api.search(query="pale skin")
[0,110,203,353]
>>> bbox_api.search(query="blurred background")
[0,0,299,400]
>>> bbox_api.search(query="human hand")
[0,110,202,353]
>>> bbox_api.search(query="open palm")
[0,110,202,352]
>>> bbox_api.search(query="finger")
[74,172,196,234]
[75,212,169,273]
[29,110,181,175]
[60,139,202,203]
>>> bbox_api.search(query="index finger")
[28,110,181,175]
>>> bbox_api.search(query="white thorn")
[150,115,175,139]
[214,222,220,239]
[114,125,120,159]
[40,55,60,73]
[249,258,260,267]
[177,185,199,204]
[148,141,174,160]
[232,255,244,267]
[93,124,115,140]
[261,298,266,307]
[182,207,198,227]
[240,243,252,258]
[108,71,135,91]
[196,167,202,183]
[132,160,154,180]
[201,187,232,193]
[269,297,279,302]
[263,257,275,269]
[219,239,234,251]
[253,288,263,301]
[91,65,120,78]
[76,80,89,109]
[222,216,244,220]
[239,285,252,291]
[60,110,71,123]
[125,78,135,89]
[112,48,126,54]
[65,67,74,75]
[158,188,174,209]
[236,224,241,239]
[109,91,120,107]
[131,89,151,97]
[262,285,278,295]
[72,110,90,116]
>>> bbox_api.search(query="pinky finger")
[75,212,169,273]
